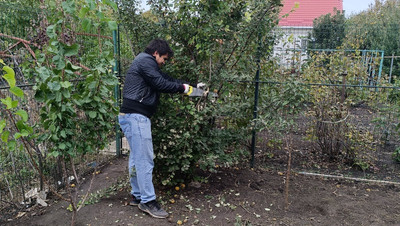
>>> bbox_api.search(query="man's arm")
[160,71,198,87]
[140,58,185,93]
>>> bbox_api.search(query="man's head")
[144,39,174,67]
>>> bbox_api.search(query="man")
[119,39,203,218]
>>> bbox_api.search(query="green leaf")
[26,125,33,134]
[1,130,9,142]
[7,140,16,151]
[62,0,76,14]
[103,0,118,11]
[99,107,107,114]
[48,81,61,91]
[79,7,90,18]
[66,61,82,71]
[88,81,97,89]
[96,11,104,21]
[108,21,118,31]
[64,44,80,57]
[61,130,67,138]
[37,67,51,81]
[16,120,27,132]
[0,119,6,133]
[52,55,66,70]
[82,18,92,32]
[2,66,16,87]
[14,132,22,139]
[86,0,96,10]
[88,111,97,118]
[15,110,28,122]
[46,24,57,39]
[59,143,66,150]
[48,151,60,158]
[56,92,62,102]
[1,97,18,109]
[62,89,71,98]
[10,86,24,98]
[0,59,4,65]
[60,81,72,88]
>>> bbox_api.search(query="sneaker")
[138,200,169,219]
[129,195,141,206]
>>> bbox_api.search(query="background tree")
[345,0,400,78]
[308,9,346,49]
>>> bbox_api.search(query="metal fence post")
[250,34,262,168]
[113,28,121,157]
[389,53,394,83]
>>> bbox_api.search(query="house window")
[301,39,308,50]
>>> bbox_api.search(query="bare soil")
[3,105,400,225]
[5,154,400,226]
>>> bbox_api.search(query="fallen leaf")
[16,212,26,218]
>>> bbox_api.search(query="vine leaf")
[15,110,29,122]
[1,130,10,142]
[2,66,16,87]
[1,97,18,109]
[0,119,6,133]
[65,44,80,57]
[108,21,118,31]
[10,86,24,98]
[47,81,61,91]
[103,0,118,12]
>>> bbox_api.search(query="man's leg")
[129,114,169,218]
[129,114,156,203]
[119,114,142,201]
[120,113,168,218]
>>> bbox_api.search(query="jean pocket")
[119,116,132,139]
[138,118,152,140]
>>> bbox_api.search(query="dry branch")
[0,53,20,58]
[22,42,36,60]
[0,41,22,54]
[0,33,39,48]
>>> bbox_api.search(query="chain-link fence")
[250,24,400,183]
[0,3,118,220]
[274,24,400,81]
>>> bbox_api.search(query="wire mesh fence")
[0,2,118,218]
[274,23,400,81]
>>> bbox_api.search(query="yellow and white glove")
[183,84,193,95]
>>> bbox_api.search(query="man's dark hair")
[144,39,174,58]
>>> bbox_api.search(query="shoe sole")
[138,204,169,219]
[129,202,139,206]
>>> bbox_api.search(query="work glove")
[197,82,206,89]
[183,84,193,95]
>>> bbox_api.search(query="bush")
[117,0,283,184]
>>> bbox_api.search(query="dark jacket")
[120,52,185,117]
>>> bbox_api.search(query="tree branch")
[0,33,39,48]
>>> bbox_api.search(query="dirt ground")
[5,154,400,226]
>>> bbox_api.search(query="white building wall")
[273,26,313,69]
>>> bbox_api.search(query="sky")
[343,0,376,15]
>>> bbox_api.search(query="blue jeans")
[118,113,156,203]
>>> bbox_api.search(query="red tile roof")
[279,0,343,27]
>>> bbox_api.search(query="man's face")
[153,51,169,67]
